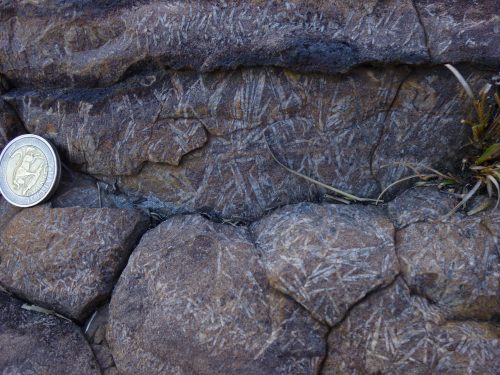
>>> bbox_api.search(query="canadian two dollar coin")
[0,135,61,207]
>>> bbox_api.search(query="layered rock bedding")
[0,1,499,374]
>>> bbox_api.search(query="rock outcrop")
[389,187,500,321]
[0,1,499,374]
[0,1,497,88]
[4,66,490,220]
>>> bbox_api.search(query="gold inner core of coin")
[6,145,49,197]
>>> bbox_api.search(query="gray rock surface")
[0,292,100,375]
[323,278,500,375]
[0,205,149,321]
[107,214,327,375]
[0,0,424,88]
[388,186,500,320]
[250,202,398,326]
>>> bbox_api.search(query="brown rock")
[0,292,100,375]
[4,67,402,179]
[250,202,399,326]
[0,205,149,321]
[92,343,116,371]
[107,215,327,375]
[84,304,119,373]
[0,0,428,88]
[396,209,500,320]
[3,72,208,175]
[323,278,500,374]
[6,65,483,220]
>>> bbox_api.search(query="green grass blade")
[475,143,500,165]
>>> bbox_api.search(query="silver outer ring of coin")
[0,134,61,207]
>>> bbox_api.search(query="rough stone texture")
[371,66,491,195]
[0,292,100,375]
[0,205,149,321]
[415,0,500,66]
[4,66,405,178]
[3,73,208,175]
[323,278,500,375]
[250,202,398,326]
[396,209,500,320]
[1,1,498,89]
[107,214,327,375]
[0,71,24,151]
[0,98,24,152]
[0,196,21,229]
[5,66,489,220]
[0,1,499,373]
[387,186,462,228]
[0,0,424,88]
[51,169,142,210]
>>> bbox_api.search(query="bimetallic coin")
[0,135,61,207]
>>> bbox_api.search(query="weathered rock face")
[415,0,500,66]
[250,202,398,326]
[1,1,498,89]
[0,72,24,151]
[107,214,327,375]
[0,0,423,88]
[371,66,490,195]
[0,292,100,375]
[4,65,489,220]
[323,278,500,375]
[388,187,500,320]
[0,205,149,321]
[0,196,21,229]
[50,169,142,209]
[397,211,500,320]
[0,98,24,152]
[387,186,462,229]
[1,1,499,374]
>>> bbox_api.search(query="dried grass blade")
[264,136,378,203]
[21,303,72,322]
[376,174,434,203]
[445,64,475,100]
[445,180,483,218]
